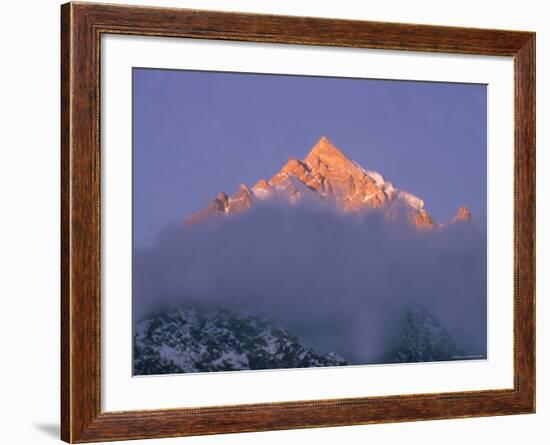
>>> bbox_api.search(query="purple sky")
[133,68,486,247]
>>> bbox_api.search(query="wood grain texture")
[60,2,536,442]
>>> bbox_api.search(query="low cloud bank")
[133,201,487,364]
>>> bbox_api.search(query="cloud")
[133,201,487,364]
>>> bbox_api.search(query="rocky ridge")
[134,307,348,374]
[187,136,468,228]
[134,305,462,375]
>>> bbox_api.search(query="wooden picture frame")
[61,2,535,442]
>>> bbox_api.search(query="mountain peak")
[452,206,472,223]
[305,136,349,166]
[186,137,465,231]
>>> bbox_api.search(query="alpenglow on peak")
[187,136,469,229]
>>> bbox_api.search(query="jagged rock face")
[133,305,462,374]
[187,185,252,224]
[186,136,467,229]
[134,307,348,375]
[302,136,390,210]
[389,307,462,363]
[452,206,472,223]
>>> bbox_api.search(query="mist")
[133,200,487,364]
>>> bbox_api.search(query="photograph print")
[132,68,487,376]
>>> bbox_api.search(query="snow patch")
[365,169,386,186]
[397,190,424,210]
[252,188,270,199]
[362,193,378,202]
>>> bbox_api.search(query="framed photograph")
[61,2,535,442]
